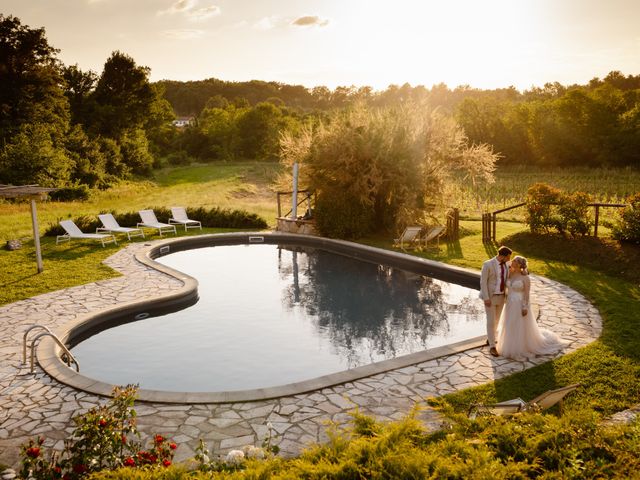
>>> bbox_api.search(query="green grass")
[0,162,282,241]
[363,222,640,416]
[4,163,640,477]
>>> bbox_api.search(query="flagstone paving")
[0,240,602,467]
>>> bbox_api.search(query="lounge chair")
[97,213,145,240]
[169,206,202,231]
[137,209,177,237]
[56,220,117,247]
[468,383,581,419]
[422,225,445,247]
[393,226,423,250]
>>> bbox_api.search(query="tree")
[0,14,69,146]
[0,123,73,187]
[281,103,497,238]
[91,51,156,137]
[62,64,97,126]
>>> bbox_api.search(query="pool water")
[71,244,484,392]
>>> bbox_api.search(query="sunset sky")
[3,0,640,91]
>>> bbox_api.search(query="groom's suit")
[480,257,508,348]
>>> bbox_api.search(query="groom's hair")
[498,246,513,256]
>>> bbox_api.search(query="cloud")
[158,0,197,15]
[255,15,329,30]
[162,29,205,39]
[158,0,220,21]
[291,15,329,28]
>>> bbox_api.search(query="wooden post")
[492,213,497,242]
[594,205,600,237]
[30,199,44,273]
[277,192,282,218]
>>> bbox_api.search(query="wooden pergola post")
[30,198,44,273]
[0,184,58,273]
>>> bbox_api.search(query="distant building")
[172,116,194,128]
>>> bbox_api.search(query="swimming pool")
[40,233,487,403]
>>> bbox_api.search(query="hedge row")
[44,206,267,237]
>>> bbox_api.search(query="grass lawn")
[365,220,640,416]
[2,163,638,416]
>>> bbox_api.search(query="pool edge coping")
[38,232,488,404]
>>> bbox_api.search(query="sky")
[2,0,640,92]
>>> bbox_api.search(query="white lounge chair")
[422,225,445,247]
[169,207,202,231]
[97,213,145,240]
[56,220,117,247]
[137,209,177,237]
[468,384,581,419]
[393,226,423,250]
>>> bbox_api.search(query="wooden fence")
[482,202,627,243]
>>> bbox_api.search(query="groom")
[480,246,512,357]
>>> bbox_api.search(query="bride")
[496,256,565,360]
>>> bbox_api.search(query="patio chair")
[468,383,581,419]
[393,226,423,250]
[56,220,117,247]
[169,206,202,231]
[97,213,145,240]
[422,225,445,247]
[137,209,177,237]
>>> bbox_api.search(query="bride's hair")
[512,255,529,275]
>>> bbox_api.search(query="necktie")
[500,262,505,292]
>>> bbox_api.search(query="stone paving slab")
[0,240,602,467]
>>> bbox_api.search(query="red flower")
[73,464,87,474]
[54,466,62,474]
[162,460,172,467]
[154,434,164,444]
[148,454,157,463]
[169,442,177,450]
[26,447,40,458]
[123,457,135,467]
[99,419,107,428]
[121,435,127,444]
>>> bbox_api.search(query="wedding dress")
[496,276,564,360]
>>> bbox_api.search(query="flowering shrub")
[554,191,592,237]
[525,183,592,237]
[19,385,175,480]
[525,183,562,233]
[613,193,640,244]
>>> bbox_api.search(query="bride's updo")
[512,255,529,275]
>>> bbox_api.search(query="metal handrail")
[23,324,52,364]
[24,326,80,373]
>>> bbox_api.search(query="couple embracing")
[480,246,564,360]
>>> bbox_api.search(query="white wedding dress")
[496,276,564,360]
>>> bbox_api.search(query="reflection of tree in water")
[277,246,478,367]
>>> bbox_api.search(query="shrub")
[525,183,592,237]
[525,182,561,233]
[314,190,375,239]
[613,193,640,244]
[44,207,267,237]
[19,386,176,480]
[49,186,91,202]
[555,191,592,237]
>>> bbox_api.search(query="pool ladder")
[23,325,80,374]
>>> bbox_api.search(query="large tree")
[280,103,497,238]
[0,14,69,146]
[91,51,156,137]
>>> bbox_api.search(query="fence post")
[594,205,600,237]
[492,213,497,242]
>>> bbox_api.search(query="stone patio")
[0,240,602,467]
